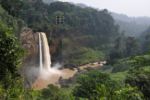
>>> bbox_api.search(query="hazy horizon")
[59,0,150,17]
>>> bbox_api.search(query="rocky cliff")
[20,28,39,67]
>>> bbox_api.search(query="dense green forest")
[0,0,150,99]
[0,0,120,65]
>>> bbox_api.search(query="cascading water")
[38,32,51,70]
[39,33,43,70]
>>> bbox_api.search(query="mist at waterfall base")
[39,63,62,80]
[24,63,62,88]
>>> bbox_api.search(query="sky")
[59,0,150,17]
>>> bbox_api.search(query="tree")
[126,68,150,99]
[140,27,150,53]
[73,70,144,100]
[0,0,24,17]
[114,85,144,100]
[0,21,25,99]
[1,0,121,65]
[109,34,126,64]
[73,71,120,100]
[40,85,74,100]
[125,37,140,57]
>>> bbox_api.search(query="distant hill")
[111,12,150,36]
[76,3,88,8]
[140,26,150,53]
[42,0,57,4]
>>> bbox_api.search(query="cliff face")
[20,28,39,67]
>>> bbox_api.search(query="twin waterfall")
[38,32,51,70]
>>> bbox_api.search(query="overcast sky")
[59,0,150,17]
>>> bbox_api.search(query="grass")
[110,71,127,82]
[69,48,105,65]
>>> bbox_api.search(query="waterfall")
[24,32,64,89]
[38,32,51,70]
[39,33,43,70]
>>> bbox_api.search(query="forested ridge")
[0,0,120,64]
[0,0,150,99]
[111,12,150,37]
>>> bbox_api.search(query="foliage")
[0,21,24,87]
[66,47,105,65]
[126,67,150,99]
[0,4,25,37]
[0,79,24,99]
[112,58,132,72]
[140,26,150,53]
[0,21,27,100]
[114,85,144,100]
[0,0,24,17]
[112,12,149,37]
[111,54,150,72]
[109,35,141,64]
[39,85,74,100]
[110,71,127,82]
[129,54,150,67]
[111,53,150,99]
[0,0,120,64]
[73,70,144,100]
[73,71,119,99]
[0,1,149,100]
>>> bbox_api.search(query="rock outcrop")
[20,28,39,67]
[20,28,40,88]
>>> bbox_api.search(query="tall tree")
[0,21,23,88]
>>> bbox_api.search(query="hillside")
[0,5,25,36]
[140,26,150,53]
[42,0,57,4]
[0,0,120,65]
[111,12,150,36]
